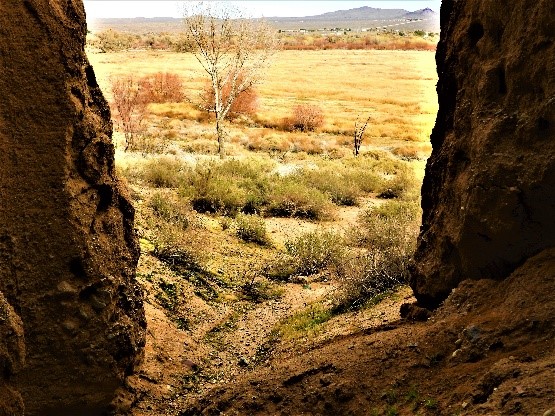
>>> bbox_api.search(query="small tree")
[353,115,371,156]
[183,2,279,157]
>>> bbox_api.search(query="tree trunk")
[216,118,225,159]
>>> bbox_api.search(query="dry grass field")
[86,48,439,414]
[88,49,437,152]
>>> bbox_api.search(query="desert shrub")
[376,165,420,201]
[240,276,283,303]
[293,168,360,206]
[283,104,324,132]
[219,216,233,230]
[111,75,149,150]
[348,199,420,252]
[335,199,421,312]
[149,192,190,229]
[263,254,300,282]
[274,303,332,339]
[290,136,324,154]
[246,131,292,153]
[91,29,140,52]
[234,214,269,245]
[139,72,184,103]
[333,249,411,313]
[129,134,167,155]
[284,230,345,276]
[391,145,422,161]
[189,178,248,216]
[267,180,333,220]
[141,157,187,188]
[180,159,274,216]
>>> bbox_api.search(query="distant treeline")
[87,29,437,53]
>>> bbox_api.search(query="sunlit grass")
[87,49,437,147]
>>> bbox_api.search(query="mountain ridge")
[87,7,440,33]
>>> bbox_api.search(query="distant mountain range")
[293,6,435,21]
[88,7,440,34]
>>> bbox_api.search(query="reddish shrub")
[139,72,184,103]
[111,75,149,150]
[285,104,324,132]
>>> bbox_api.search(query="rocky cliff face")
[0,0,145,414]
[412,0,555,307]
[0,293,25,416]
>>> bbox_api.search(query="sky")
[83,1,442,19]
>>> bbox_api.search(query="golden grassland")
[87,49,437,152]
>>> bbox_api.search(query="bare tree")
[353,115,371,156]
[183,2,279,157]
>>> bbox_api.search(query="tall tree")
[183,2,279,157]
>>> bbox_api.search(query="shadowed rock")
[0,0,145,414]
[0,292,25,416]
[412,0,555,307]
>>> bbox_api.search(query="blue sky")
[84,1,442,19]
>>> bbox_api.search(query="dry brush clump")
[88,29,194,52]
[139,72,184,103]
[234,213,270,246]
[264,230,346,281]
[178,158,336,220]
[140,156,189,188]
[334,199,421,312]
[282,104,325,132]
[266,179,334,220]
[111,75,149,150]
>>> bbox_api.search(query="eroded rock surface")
[412,0,555,306]
[0,0,145,414]
[0,293,25,416]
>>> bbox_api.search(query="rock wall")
[412,0,555,307]
[0,0,145,414]
[0,293,25,416]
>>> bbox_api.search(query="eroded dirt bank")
[184,249,555,415]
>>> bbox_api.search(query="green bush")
[273,303,332,340]
[333,249,410,313]
[376,164,420,201]
[234,214,269,245]
[335,199,421,312]
[240,278,284,303]
[284,230,345,276]
[267,180,333,220]
[263,254,300,282]
[348,199,420,252]
[142,156,187,188]
[293,167,360,206]
[149,192,190,229]
[180,159,273,216]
